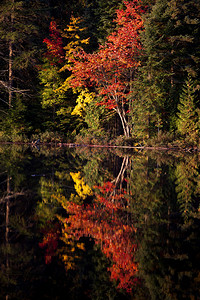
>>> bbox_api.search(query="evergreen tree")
[176,75,200,146]
[39,17,90,136]
[93,0,123,43]
[175,155,200,220]
[0,0,80,137]
[0,0,50,136]
[0,0,44,106]
[129,70,166,139]
[138,0,200,135]
[168,0,200,79]
[141,0,177,133]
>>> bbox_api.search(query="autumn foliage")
[43,20,64,64]
[61,181,138,292]
[39,222,60,264]
[65,1,144,136]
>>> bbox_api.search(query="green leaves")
[176,75,200,145]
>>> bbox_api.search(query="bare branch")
[0,109,9,115]
[0,80,29,94]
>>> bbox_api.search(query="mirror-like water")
[0,145,200,300]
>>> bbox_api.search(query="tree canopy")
[0,0,199,147]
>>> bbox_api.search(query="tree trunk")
[8,40,13,108]
[116,106,130,137]
[8,0,14,108]
[6,175,10,299]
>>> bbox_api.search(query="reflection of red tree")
[65,181,138,292]
[39,222,60,264]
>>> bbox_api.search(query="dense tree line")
[0,0,199,147]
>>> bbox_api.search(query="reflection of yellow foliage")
[55,171,71,181]
[62,258,74,271]
[72,89,95,117]
[40,178,62,204]
[57,214,85,271]
[77,243,85,250]
[53,191,86,273]
[69,193,81,202]
[70,171,93,199]
[53,194,68,210]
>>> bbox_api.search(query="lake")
[0,144,200,300]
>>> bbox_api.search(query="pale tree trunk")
[6,175,10,257]
[112,156,129,189]
[116,106,130,137]
[8,0,14,108]
[109,156,130,218]
[6,175,10,300]
[8,40,13,109]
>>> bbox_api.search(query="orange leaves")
[68,1,144,113]
[62,181,138,292]
[94,181,114,193]
[108,0,144,67]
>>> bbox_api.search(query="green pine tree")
[0,0,51,136]
[139,0,200,135]
[176,75,200,146]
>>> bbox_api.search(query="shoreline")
[0,141,199,153]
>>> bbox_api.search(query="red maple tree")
[43,20,64,65]
[67,1,144,136]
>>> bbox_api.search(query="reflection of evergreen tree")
[175,155,200,221]
[1,145,199,299]
[0,192,37,299]
[0,145,82,299]
[135,218,200,300]
[75,147,114,188]
[128,155,172,224]
[128,152,200,299]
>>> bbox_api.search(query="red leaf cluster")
[43,20,64,64]
[68,1,144,111]
[39,222,60,264]
[63,181,138,292]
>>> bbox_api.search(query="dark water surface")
[0,144,200,300]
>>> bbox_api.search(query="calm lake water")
[0,144,200,300]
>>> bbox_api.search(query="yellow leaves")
[61,255,75,271]
[77,242,85,251]
[71,88,95,117]
[55,171,70,180]
[54,76,72,94]
[70,171,93,199]
[59,214,85,272]
[53,194,68,211]
[62,16,89,47]
[64,16,83,33]
[81,38,89,45]
[57,15,89,92]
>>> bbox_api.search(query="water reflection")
[56,180,138,293]
[0,144,200,299]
